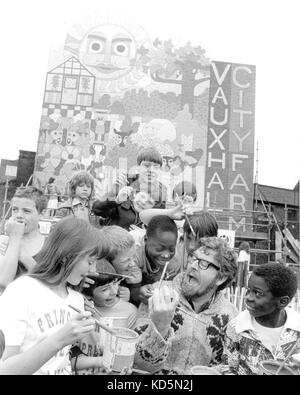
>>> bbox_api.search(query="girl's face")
[67,254,97,286]
[75,183,92,201]
[11,197,40,234]
[93,280,119,308]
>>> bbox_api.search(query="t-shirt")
[238,250,250,264]
[252,318,284,354]
[0,276,84,375]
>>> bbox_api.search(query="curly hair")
[69,171,94,199]
[13,186,48,213]
[199,237,237,291]
[253,263,298,299]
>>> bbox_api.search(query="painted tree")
[148,39,210,116]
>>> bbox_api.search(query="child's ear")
[278,296,290,309]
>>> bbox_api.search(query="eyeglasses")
[188,254,220,271]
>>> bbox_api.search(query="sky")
[0,0,299,189]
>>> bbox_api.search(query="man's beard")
[181,276,217,301]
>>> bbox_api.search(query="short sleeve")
[0,280,29,346]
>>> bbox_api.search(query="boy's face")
[245,274,280,318]
[133,192,155,213]
[11,197,40,234]
[112,245,136,275]
[93,280,119,308]
[75,183,92,201]
[145,229,177,268]
[139,160,160,184]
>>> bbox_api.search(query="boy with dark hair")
[130,146,167,208]
[222,263,300,375]
[0,186,47,291]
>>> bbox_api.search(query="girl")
[0,186,47,292]
[44,177,59,217]
[72,260,137,375]
[0,217,108,375]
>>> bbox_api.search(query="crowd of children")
[0,146,299,375]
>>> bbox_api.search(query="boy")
[101,225,142,303]
[130,147,167,208]
[223,263,300,375]
[0,186,47,292]
[131,215,180,306]
[56,171,98,227]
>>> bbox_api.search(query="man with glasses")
[133,237,238,374]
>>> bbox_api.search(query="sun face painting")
[64,17,151,94]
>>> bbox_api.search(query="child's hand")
[5,219,25,239]
[80,275,96,289]
[139,284,154,305]
[55,312,95,347]
[118,286,130,302]
[116,186,134,203]
[115,172,129,187]
[168,203,185,220]
[291,353,300,366]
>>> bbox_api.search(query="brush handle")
[68,304,118,336]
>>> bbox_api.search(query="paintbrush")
[68,304,118,336]
[96,271,133,280]
[176,193,196,236]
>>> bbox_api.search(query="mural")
[33,14,256,227]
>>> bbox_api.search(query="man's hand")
[148,285,179,338]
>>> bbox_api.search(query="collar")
[235,307,300,334]
[72,198,89,207]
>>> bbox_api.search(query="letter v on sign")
[211,62,231,86]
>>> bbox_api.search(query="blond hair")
[103,226,135,261]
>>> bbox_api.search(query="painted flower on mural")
[61,146,82,164]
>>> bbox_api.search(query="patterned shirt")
[133,274,237,374]
[223,308,300,375]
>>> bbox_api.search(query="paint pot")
[190,365,221,375]
[102,327,139,372]
[259,360,297,376]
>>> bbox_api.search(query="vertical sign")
[205,61,256,231]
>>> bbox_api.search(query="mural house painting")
[33,14,256,230]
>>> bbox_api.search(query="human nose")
[89,261,97,274]
[245,289,254,303]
